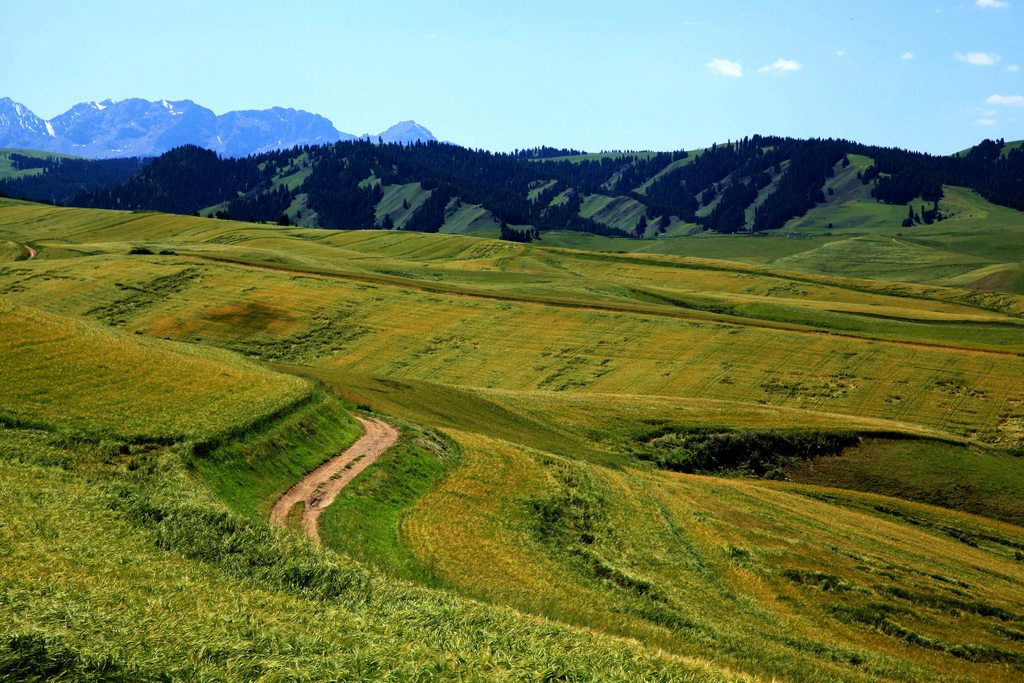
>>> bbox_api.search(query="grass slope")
[1,201,1022,446]
[2,198,1024,680]
[0,148,78,181]
[441,198,502,235]
[0,301,732,681]
[580,193,648,232]
[786,438,1024,525]
[534,178,1024,296]
[0,298,308,440]
[374,181,431,228]
[402,429,1024,681]
[0,435,729,681]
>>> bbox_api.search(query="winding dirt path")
[23,244,37,260]
[269,416,399,544]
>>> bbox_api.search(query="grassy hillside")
[0,298,309,439]
[440,199,502,235]
[541,184,1024,294]
[398,430,1024,681]
[374,181,431,228]
[2,197,1024,680]
[0,310,730,681]
[957,140,1024,158]
[525,144,1024,286]
[6,135,1020,285]
[0,148,78,181]
[0,151,44,181]
[785,438,1024,525]
[41,135,1016,246]
[580,193,649,232]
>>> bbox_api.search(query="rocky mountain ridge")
[0,97,435,158]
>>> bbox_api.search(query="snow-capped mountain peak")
[0,97,52,148]
[361,120,438,145]
[0,97,439,157]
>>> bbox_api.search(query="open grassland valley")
[3,187,1024,682]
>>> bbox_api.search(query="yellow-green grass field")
[1,226,1020,445]
[0,294,735,681]
[0,298,309,440]
[2,197,1024,680]
[400,429,1024,682]
[540,185,1024,294]
[0,432,733,681]
[785,438,1024,525]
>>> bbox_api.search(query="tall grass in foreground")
[0,428,738,682]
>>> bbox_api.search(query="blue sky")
[2,0,1022,153]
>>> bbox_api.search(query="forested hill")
[5,135,1023,239]
[0,151,145,204]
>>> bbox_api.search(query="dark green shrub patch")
[632,426,860,476]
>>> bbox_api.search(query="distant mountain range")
[0,97,436,158]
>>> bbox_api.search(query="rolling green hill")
[541,184,1024,294]
[957,139,1024,158]
[0,148,144,203]
[5,135,1021,259]
[0,149,64,180]
[2,197,1024,680]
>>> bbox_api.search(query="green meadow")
[539,184,1024,295]
[2,195,1024,680]
[0,148,78,181]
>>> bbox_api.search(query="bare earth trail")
[269,416,399,544]
[23,244,36,260]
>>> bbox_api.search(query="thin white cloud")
[975,0,1010,8]
[706,58,743,78]
[901,52,915,60]
[836,49,846,57]
[955,52,1001,66]
[976,118,998,125]
[987,94,1024,106]
[1008,65,1022,72]
[758,58,801,75]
